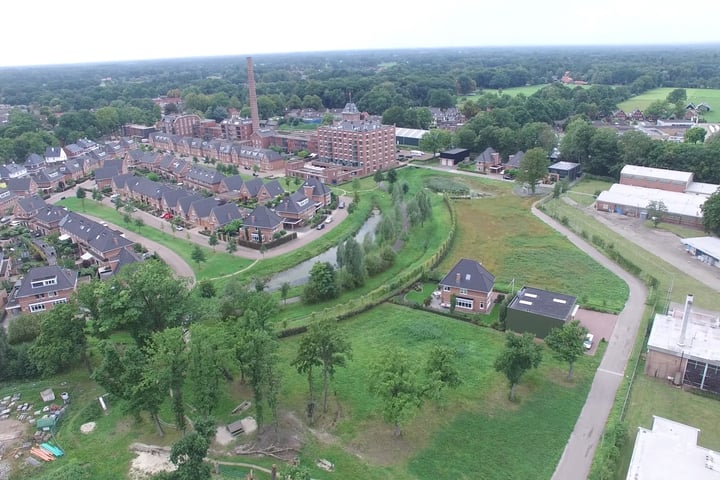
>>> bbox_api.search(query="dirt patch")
[80,421,96,434]
[346,422,415,466]
[214,426,234,447]
[128,444,175,480]
[231,411,305,462]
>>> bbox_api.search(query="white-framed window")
[460,288,467,294]
[443,286,450,292]
[456,298,473,309]
[479,302,485,310]
[52,298,68,306]
[29,303,46,312]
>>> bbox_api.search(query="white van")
[410,150,424,157]
[325,216,333,224]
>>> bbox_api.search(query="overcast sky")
[3,0,719,67]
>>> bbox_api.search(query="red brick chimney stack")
[246,57,260,133]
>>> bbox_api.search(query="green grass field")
[618,87,720,122]
[277,303,601,479]
[427,174,627,312]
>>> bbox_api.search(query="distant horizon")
[5,0,720,68]
[3,42,720,70]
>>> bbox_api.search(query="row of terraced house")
[147,133,285,172]
[110,171,331,235]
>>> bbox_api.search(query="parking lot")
[574,308,618,355]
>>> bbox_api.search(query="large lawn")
[277,303,601,480]
[429,174,628,312]
[618,87,720,122]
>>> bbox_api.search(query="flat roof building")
[645,295,720,394]
[681,236,720,268]
[506,286,578,339]
[626,416,720,480]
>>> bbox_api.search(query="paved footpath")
[533,205,647,480]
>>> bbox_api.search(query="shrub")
[7,315,41,344]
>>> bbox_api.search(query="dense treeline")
[3,46,720,115]
[2,46,720,177]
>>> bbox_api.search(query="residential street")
[46,180,351,280]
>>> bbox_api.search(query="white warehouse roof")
[596,183,706,218]
[681,237,720,261]
[395,128,428,140]
[621,164,693,184]
[647,301,720,364]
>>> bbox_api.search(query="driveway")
[534,205,648,480]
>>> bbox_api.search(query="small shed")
[548,161,582,182]
[439,148,470,167]
[40,389,55,403]
[506,286,577,339]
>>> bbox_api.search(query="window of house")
[460,288,467,294]
[52,299,68,306]
[443,286,450,292]
[29,303,46,312]
[479,302,484,310]
[456,298,473,309]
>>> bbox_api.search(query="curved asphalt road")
[533,206,648,480]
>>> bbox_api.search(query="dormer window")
[31,277,57,288]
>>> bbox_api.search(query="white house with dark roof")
[44,146,67,164]
[438,259,495,313]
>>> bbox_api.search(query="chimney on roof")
[246,57,260,134]
[678,294,694,346]
[456,272,461,283]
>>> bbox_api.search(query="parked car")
[325,216,333,224]
[583,333,594,350]
[338,201,345,209]
[316,223,325,230]
[175,225,184,231]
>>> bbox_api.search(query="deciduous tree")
[303,262,338,304]
[29,303,88,376]
[701,191,720,236]
[493,332,543,401]
[369,348,423,436]
[515,147,548,194]
[544,320,587,381]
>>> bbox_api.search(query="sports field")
[618,87,720,122]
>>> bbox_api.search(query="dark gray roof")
[25,153,45,167]
[16,196,47,214]
[276,191,312,216]
[262,179,285,198]
[6,177,32,192]
[210,203,244,226]
[59,211,133,254]
[244,205,282,229]
[112,247,140,274]
[221,175,244,192]
[44,146,64,159]
[112,173,136,189]
[35,205,67,224]
[302,177,329,197]
[162,188,193,209]
[186,166,223,185]
[505,151,525,168]
[507,286,577,321]
[178,194,204,215]
[128,177,168,199]
[242,178,263,197]
[103,158,124,171]
[94,166,121,181]
[439,259,495,293]
[61,159,84,175]
[189,197,220,218]
[16,266,77,299]
[0,163,27,178]
[34,168,63,184]
[474,147,496,164]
